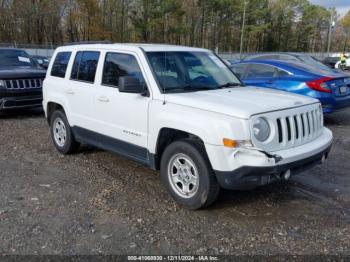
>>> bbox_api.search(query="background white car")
[335,58,350,69]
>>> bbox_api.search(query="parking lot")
[0,108,349,256]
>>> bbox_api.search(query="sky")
[309,0,350,18]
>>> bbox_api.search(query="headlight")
[0,80,5,88]
[253,117,270,142]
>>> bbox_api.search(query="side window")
[246,64,276,78]
[71,51,100,83]
[231,64,248,79]
[102,53,145,88]
[71,52,83,80]
[51,52,71,78]
[277,68,290,77]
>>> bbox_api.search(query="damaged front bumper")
[214,144,332,190]
[208,128,333,190]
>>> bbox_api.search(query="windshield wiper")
[216,82,245,89]
[183,85,213,91]
[163,85,215,93]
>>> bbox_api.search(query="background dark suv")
[0,48,46,111]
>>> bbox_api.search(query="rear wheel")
[160,139,220,210]
[50,110,79,154]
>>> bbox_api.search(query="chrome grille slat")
[316,110,321,132]
[275,106,323,149]
[4,78,44,90]
[280,117,288,146]
[309,111,314,138]
[296,114,303,143]
[289,116,296,145]
[303,113,309,140]
[307,112,312,136]
[313,110,317,136]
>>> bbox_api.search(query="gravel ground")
[0,108,349,256]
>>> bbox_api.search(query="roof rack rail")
[64,41,112,46]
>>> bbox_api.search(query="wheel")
[160,139,220,210]
[50,110,79,154]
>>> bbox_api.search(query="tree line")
[0,0,349,52]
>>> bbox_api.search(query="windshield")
[0,50,36,67]
[146,51,242,93]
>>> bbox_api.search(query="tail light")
[306,77,333,93]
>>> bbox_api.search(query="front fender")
[148,100,250,153]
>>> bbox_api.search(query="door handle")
[66,89,75,95]
[98,96,110,102]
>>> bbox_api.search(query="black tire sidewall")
[160,140,217,210]
[50,110,74,154]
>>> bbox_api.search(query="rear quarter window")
[51,52,72,78]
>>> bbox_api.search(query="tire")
[50,110,79,154]
[160,139,220,210]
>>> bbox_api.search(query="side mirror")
[119,76,146,94]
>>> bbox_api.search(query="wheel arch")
[152,127,208,170]
[46,102,66,125]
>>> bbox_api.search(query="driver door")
[92,51,151,160]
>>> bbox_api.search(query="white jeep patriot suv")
[43,44,333,209]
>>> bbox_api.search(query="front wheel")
[160,139,220,210]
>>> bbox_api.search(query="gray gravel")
[0,108,349,256]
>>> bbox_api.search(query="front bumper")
[214,144,332,190]
[207,127,333,190]
[0,95,43,110]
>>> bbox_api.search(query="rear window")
[71,51,100,83]
[51,52,71,78]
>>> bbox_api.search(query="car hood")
[165,87,318,119]
[0,67,46,79]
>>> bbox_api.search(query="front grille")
[251,104,324,152]
[276,108,323,147]
[4,78,43,90]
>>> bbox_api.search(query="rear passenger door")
[67,51,100,129]
[92,51,151,160]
